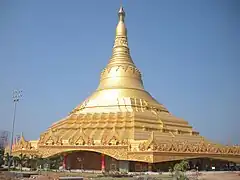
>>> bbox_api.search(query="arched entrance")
[63,151,119,171]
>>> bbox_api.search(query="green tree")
[4,152,10,166]
[42,157,51,170]
[49,156,62,170]
[12,156,20,168]
[173,160,189,180]
[28,155,44,171]
[17,153,28,171]
[35,155,44,170]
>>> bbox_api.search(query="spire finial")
[118,5,125,22]
[116,5,127,37]
[120,0,123,9]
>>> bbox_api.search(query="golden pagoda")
[7,6,240,172]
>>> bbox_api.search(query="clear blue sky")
[0,0,239,144]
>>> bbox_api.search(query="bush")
[173,160,189,180]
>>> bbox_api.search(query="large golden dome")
[70,6,169,115]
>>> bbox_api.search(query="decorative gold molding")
[138,137,240,156]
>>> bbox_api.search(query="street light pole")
[8,90,22,170]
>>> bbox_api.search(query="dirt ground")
[198,172,240,180]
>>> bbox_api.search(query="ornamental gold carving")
[121,139,129,146]
[100,65,141,79]
[75,136,85,145]
[137,139,240,157]
[87,137,94,145]
[101,136,108,146]
[128,153,152,163]
[109,136,119,145]
[114,37,128,47]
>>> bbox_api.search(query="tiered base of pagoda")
[7,133,240,172]
[61,151,238,172]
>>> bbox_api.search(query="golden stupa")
[8,6,240,172]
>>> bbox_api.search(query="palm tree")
[12,156,20,168]
[18,153,28,171]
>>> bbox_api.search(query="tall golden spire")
[108,6,134,66]
[97,6,144,90]
[70,5,167,115]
